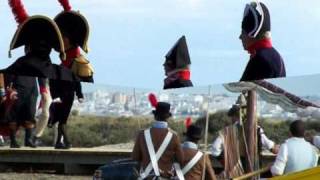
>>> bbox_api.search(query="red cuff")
[39,86,48,94]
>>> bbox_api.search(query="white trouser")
[35,92,52,137]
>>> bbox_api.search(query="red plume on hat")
[58,0,72,11]
[8,0,29,25]
[185,117,192,129]
[148,93,158,108]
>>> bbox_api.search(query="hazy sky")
[1,0,320,88]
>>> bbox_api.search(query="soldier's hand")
[271,144,280,154]
[78,98,84,103]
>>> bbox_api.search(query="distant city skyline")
[73,86,320,120]
[1,0,320,88]
[82,73,320,97]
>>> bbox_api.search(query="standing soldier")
[239,1,286,81]
[132,93,184,179]
[163,36,193,89]
[175,124,217,180]
[48,0,94,149]
[3,0,68,148]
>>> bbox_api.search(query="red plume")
[58,0,72,11]
[148,93,158,108]
[185,117,192,129]
[8,0,29,25]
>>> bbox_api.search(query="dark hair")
[290,120,305,137]
[228,105,240,117]
[153,111,171,122]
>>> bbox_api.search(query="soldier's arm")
[204,153,217,180]
[174,134,184,164]
[132,132,142,162]
[0,73,5,96]
[270,143,288,176]
[211,135,224,157]
[75,81,84,99]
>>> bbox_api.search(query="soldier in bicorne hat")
[1,0,74,148]
[239,1,286,81]
[48,0,94,149]
[163,36,193,89]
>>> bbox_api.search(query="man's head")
[228,105,240,124]
[25,39,52,56]
[240,1,271,50]
[62,34,75,51]
[153,102,172,121]
[163,60,175,76]
[290,120,305,138]
[54,11,89,53]
[184,124,202,143]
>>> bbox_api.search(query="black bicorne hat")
[242,1,270,38]
[184,124,203,140]
[55,12,89,53]
[8,0,65,58]
[10,16,65,56]
[165,36,191,69]
[55,0,89,53]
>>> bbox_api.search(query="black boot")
[55,124,66,149]
[61,124,72,149]
[10,131,20,148]
[25,128,37,148]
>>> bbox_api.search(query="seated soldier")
[132,94,184,179]
[305,131,320,150]
[175,124,216,180]
[211,105,279,179]
[271,120,319,176]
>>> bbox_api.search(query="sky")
[1,0,320,89]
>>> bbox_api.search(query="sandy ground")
[0,173,91,180]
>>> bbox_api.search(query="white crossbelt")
[174,151,203,180]
[139,128,173,179]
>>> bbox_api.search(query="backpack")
[71,55,94,78]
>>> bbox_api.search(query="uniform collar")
[182,141,198,150]
[152,121,168,129]
[287,137,306,142]
[247,38,272,55]
[62,47,81,67]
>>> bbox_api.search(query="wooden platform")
[0,147,131,175]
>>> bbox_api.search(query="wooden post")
[202,85,211,180]
[133,88,141,129]
[245,90,257,174]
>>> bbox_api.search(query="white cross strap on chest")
[173,163,185,180]
[140,128,173,179]
[182,151,203,174]
[174,151,203,180]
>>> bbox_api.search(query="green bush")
[34,112,320,147]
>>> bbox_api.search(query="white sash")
[174,151,203,180]
[140,128,173,179]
